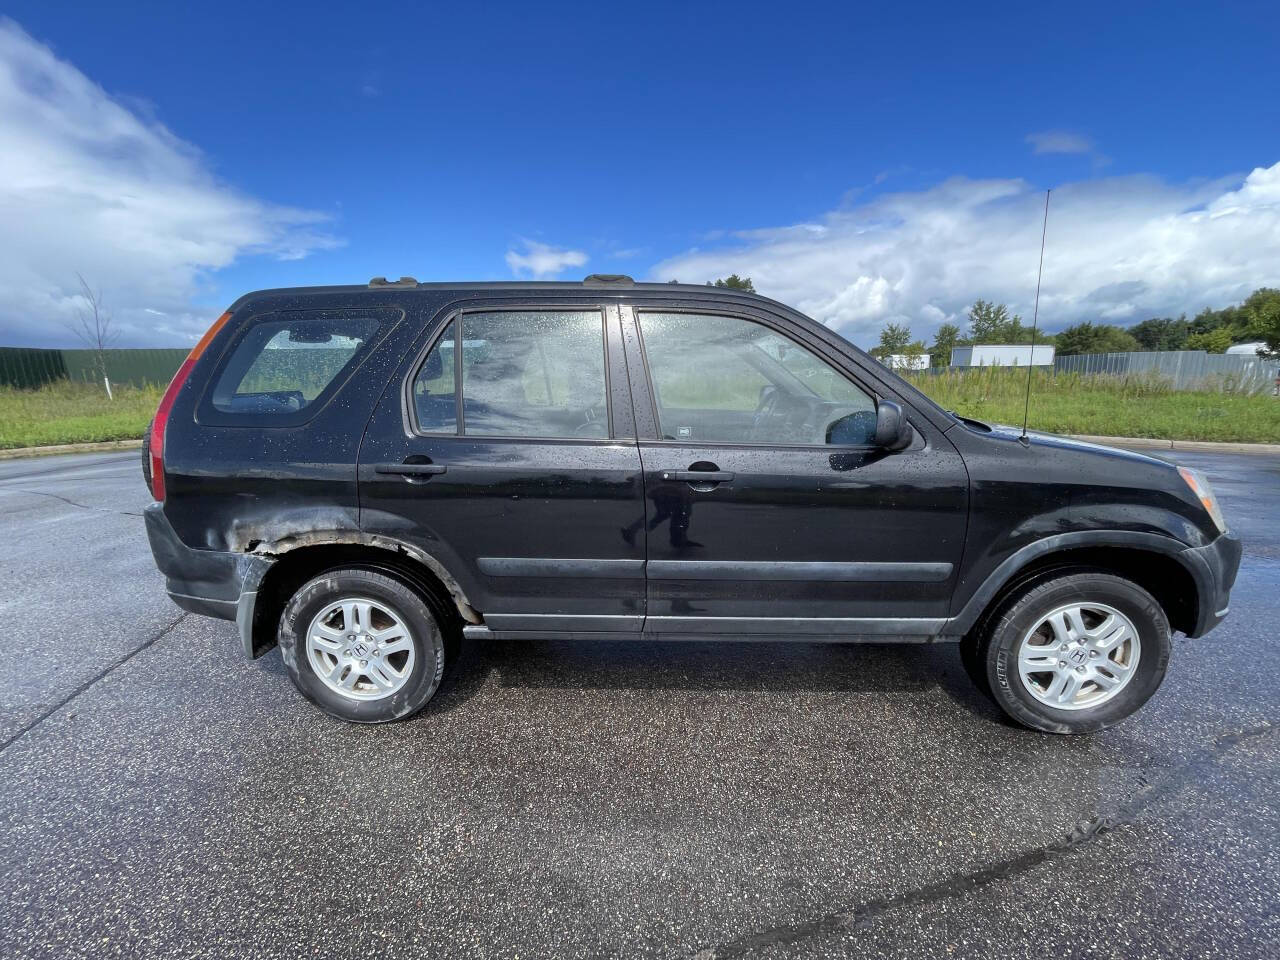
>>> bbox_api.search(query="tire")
[971,572,1171,734]
[278,568,449,723]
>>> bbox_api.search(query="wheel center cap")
[1069,648,1088,665]
[353,641,369,658]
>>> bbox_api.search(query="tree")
[1189,303,1241,337]
[964,299,1049,344]
[1185,327,1235,353]
[1054,322,1140,356]
[64,273,116,399]
[1127,315,1190,351]
[902,339,929,368]
[967,299,1011,342]
[929,322,961,366]
[871,323,929,369]
[707,274,756,293]
[1241,287,1280,359]
[872,322,912,360]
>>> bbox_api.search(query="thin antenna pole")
[1020,189,1051,442]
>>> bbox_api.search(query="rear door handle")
[661,470,734,483]
[375,463,447,476]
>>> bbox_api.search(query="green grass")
[0,380,162,449]
[905,368,1280,443]
[1,369,1277,450]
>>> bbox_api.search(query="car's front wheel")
[278,568,448,723]
[968,572,1171,734]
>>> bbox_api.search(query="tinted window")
[209,312,382,418]
[412,310,608,438]
[638,312,876,445]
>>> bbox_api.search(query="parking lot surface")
[1,448,1277,959]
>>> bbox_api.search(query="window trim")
[632,305,890,451]
[195,306,402,429]
[403,304,616,442]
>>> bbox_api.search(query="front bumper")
[144,503,274,656]
[1181,529,1242,637]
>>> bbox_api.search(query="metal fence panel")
[1054,350,1279,393]
[0,348,68,389]
[61,348,189,388]
[0,348,189,389]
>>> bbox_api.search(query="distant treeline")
[873,288,1280,365]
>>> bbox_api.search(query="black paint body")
[144,281,1241,656]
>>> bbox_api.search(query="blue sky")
[1,1,1278,347]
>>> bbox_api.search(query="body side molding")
[647,560,953,582]
[476,557,645,578]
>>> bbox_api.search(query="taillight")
[149,311,231,501]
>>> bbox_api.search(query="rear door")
[359,301,648,634]
[621,303,968,639]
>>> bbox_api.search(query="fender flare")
[944,529,1209,639]
[236,531,481,658]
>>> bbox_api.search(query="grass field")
[0,381,163,449]
[0,369,1277,449]
[905,368,1280,443]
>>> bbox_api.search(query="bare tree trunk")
[65,273,116,400]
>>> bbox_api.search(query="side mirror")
[874,400,914,451]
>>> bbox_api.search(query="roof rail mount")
[583,274,635,287]
[369,276,419,288]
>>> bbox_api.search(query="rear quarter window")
[199,308,400,426]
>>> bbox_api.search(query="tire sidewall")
[988,575,1170,734]
[279,570,446,723]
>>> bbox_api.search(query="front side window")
[638,312,876,445]
[412,310,608,438]
[207,310,386,420]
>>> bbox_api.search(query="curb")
[0,438,143,461]
[1068,435,1280,456]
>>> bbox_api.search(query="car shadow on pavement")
[418,637,1007,724]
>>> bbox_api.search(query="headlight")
[1177,466,1227,533]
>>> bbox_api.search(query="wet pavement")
[1,448,1277,959]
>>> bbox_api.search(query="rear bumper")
[1182,529,1242,637]
[144,503,273,656]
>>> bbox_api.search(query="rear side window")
[412,310,609,438]
[202,308,397,424]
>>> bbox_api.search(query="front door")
[360,303,647,634]
[623,306,967,640]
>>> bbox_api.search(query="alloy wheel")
[305,597,416,701]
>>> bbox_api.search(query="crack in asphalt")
[686,722,1275,959]
[10,488,143,518]
[0,613,187,755]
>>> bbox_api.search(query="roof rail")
[368,276,419,288]
[582,274,634,287]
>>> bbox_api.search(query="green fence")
[0,347,188,389]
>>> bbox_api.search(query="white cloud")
[1026,130,1094,155]
[651,163,1280,347]
[505,239,588,278]
[0,19,340,346]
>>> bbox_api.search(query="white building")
[882,353,931,371]
[950,344,1055,367]
[1225,341,1267,356]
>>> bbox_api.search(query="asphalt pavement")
[1,448,1277,959]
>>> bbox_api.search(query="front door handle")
[661,469,734,484]
[375,462,447,477]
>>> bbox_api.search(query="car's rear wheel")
[278,568,448,723]
[969,572,1171,734]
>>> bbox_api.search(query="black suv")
[143,275,1241,733]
